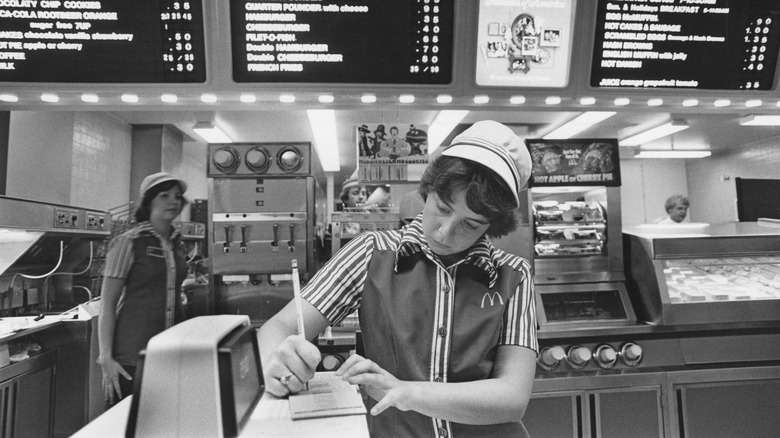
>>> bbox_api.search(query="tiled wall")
[71,112,132,210]
[688,138,780,224]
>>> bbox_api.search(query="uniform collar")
[136,221,180,244]
[395,213,499,288]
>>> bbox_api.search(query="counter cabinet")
[0,349,57,437]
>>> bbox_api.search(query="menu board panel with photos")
[230,0,453,84]
[526,139,621,187]
[0,0,207,83]
[590,0,780,90]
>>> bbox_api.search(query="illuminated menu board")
[230,0,453,84]
[591,0,780,90]
[0,0,206,83]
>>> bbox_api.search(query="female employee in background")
[657,194,690,224]
[97,172,189,405]
[259,120,538,437]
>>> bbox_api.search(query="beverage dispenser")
[207,142,317,323]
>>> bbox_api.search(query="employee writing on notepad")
[259,120,538,437]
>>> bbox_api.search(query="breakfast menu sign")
[525,139,621,187]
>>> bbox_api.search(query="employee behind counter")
[259,120,539,437]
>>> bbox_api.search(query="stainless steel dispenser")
[207,142,318,323]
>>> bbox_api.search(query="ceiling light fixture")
[647,98,663,107]
[0,93,19,102]
[621,119,689,146]
[399,94,415,104]
[279,94,295,103]
[509,95,525,105]
[543,111,616,140]
[745,99,763,107]
[428,110,469,153]
[545,96,561,105]
[682,98,699,107]
[713,99,731,107]
[634,150,711,159]
[307,109,340,172]
[240,93,256,103]
[121,93,139,103]
[739,115,780,126]
[474,95,490,104]
[580,97,596,105]
[361,94,376,104]
[41,93,59,103]
[201,93,217,103]
[437,94,453,104]
[193,122,232,143]
[81,93,99,103]
[161,94,178,103]
[614,97,630,106]
[318,94,334,103]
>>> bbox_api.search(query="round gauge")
[212,147,240,173]
[277,146,304,172]
[245,147,271,173]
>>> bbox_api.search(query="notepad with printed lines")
[288,372,367,420]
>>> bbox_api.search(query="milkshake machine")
[207,142,318,323]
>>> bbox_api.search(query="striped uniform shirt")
[303,214,537,438]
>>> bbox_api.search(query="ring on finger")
[279,373,294,386]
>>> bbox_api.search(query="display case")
[624,222,780,325]
[530,186,636,329]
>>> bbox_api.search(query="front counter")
[524,222,780,438]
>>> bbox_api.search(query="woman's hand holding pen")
[265,335,321,396]
[337,354,416,416]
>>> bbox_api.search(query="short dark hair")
[665,194,689,212]
[134,180,188,223]
[419,155,518,238]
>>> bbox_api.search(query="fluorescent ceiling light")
[307,109,340,172]
[714,99,731,107]
[474,95,489,104]
[545,96,561,105]
[614,97,630,106]
[361,94,376,103]
[739,115,780,126]
[682,99,699,107]
[161,94,178,103]
[580,97,596,106]
[543,111,616,140]
[318,94,334,103]
[621,119,689,146]
[201,93,217,103]
[745,99,763,107]
[647,98,663,106]
[193,122,232,143]
[634,150,711,159]
[0,94,18,102]
[428,110,469,153]
[279,94,295,103]
[399,94,415,103]
[240,94,256,103]
[121,93,139,103]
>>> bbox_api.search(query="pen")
[291,259,306,339]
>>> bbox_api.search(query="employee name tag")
[147,246,165,258]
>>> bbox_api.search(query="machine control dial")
[593,344,618,369]
[245,147,271,173]
[212,147,240,173]
[277,146,304,172]
[537,346,565,371]
[619,342,643,367]
[565,345,591,369]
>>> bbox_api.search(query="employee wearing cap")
[97,172,190,405]
[259,120,538,437]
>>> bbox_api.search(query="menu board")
[525,139,621,187]
[0,0,206,83]
[230,0,453,84]
[591,0,780,90]
[475,0,576,88]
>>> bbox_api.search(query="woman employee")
[259,120,538,437]
[97,172,189,405]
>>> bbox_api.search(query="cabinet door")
[525,391,585,438]
[591,386,663,438]
[0,361,55,438]
[675,378,780,438]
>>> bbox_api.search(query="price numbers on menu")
[408,0,443,76]
[741,16,773,89]
[159,0,202,81]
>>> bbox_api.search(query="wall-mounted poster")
[357,123,429,183]
[525,139,621,187]
[475,0,576,87]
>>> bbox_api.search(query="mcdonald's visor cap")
[439,120,531,207]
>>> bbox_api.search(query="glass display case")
[624,222,780,325]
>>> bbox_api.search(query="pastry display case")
[624,222,780,325]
